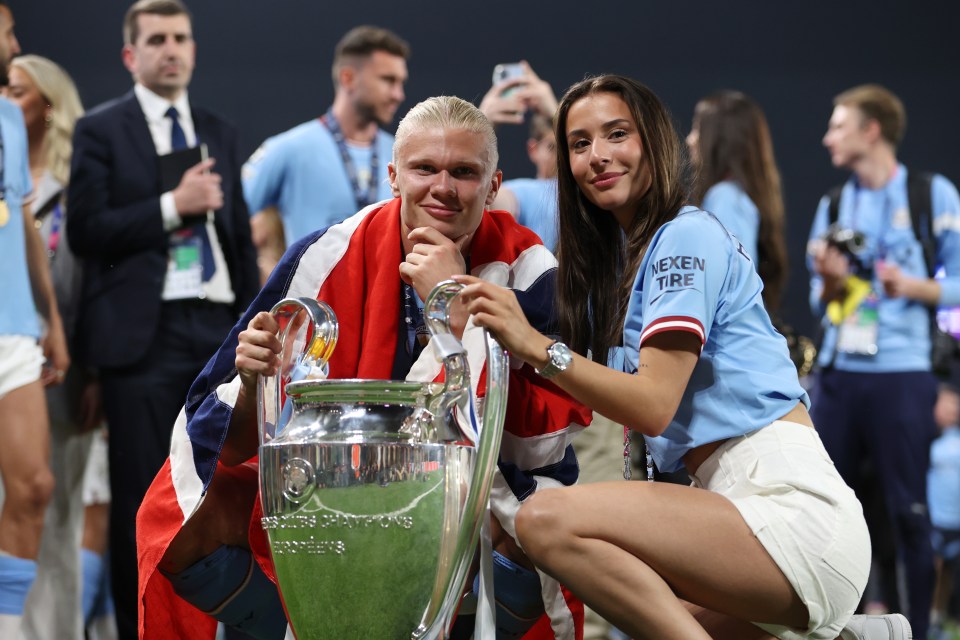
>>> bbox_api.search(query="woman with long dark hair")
[688,90,788,311]
[456,75,906,639]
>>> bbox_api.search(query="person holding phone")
[479,61,559,253]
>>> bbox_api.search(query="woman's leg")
[516,481,808,640]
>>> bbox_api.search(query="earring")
[45,109,53,128]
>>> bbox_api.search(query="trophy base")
[261,440,473,639]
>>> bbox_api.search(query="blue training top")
[702,180,759,266]
[622,207,809,472]
[502,177,558,253]
[242,119,395,246]
[0,98,39,338]
[807,165,960,372]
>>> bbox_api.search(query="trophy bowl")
[259,282,508,639]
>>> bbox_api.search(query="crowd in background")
[1,0,960,639]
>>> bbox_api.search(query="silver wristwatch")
[536,341,573,379]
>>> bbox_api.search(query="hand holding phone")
[493,63,527,96]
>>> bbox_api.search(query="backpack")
[826,170,958,377]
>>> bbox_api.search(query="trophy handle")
[416,280,510,639]
[257,297,338,446]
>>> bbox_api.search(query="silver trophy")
[259,281,509,639]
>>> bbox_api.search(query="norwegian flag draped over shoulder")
[136,198,591,640]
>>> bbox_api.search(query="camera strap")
[827,169,934,275]
[824,169,939,368]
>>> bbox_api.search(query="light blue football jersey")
[622,207,809,472]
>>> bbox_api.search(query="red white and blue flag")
[137,198,591,639]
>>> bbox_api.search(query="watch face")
[539,341,573,380]
[549,342,573,368]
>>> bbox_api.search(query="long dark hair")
[555,75,688,364]
[690,91,787,311]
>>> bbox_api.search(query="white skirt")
[689,420,870,640]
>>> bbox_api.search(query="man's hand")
[235,311,282,390]
[478,61,557,127]
[400,227,469,299]
[877,260,942,304]
[478,78,528,126]
[78,379,104,432]
[512,61,558,118]
[811,241,851,302]
[173,158,223,217]
[401,227,470,336]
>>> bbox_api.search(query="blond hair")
[393,96,498,178]
[11,55,84,186]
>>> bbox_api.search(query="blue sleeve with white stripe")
[637,212,734,348]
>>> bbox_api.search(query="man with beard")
[66,1,259,637]
[242,25,409,280]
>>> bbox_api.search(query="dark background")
[14,0,960,336]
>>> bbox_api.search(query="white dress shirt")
[133,84,234,303]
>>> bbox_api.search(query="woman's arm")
[456,275,699,436]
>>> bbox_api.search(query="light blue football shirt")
[622,207,809,472]
[502,177,558,253]
[242,119,395,245]
[0,98,40,338]
[702,180,759,266]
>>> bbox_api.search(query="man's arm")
[67,116,223,258]
[22,199,69,383]
[66,117,168,257]
[250,208,286,285]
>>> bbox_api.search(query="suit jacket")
[67,91,259,369]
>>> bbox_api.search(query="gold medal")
[0,199,9,227]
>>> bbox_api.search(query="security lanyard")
[47,201,64,257]
[319,108,378,210]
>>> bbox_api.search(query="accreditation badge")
[836,291,879,356]
[0,199,9,227]
[161,229,204,299]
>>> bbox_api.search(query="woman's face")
[565,92,651,230]
[6,66,49,135]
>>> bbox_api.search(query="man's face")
[389,127,500,244]
[0,5,22,85]
[122,13,195,99]
[347,51,407,127]
[527,131,557,179]
[822,104,871,169]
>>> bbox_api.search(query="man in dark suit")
[66,1,258,637]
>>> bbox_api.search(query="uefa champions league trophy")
[258,281,509,639]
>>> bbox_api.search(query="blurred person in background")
[5,53,116,640]
[242,25,409,282]
[0,2,70,637]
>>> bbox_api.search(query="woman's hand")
[453,275,553,367]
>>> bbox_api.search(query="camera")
[822,223,869,272]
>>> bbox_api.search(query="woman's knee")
[516,489,571,557]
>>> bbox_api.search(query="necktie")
[166,106,215,280]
